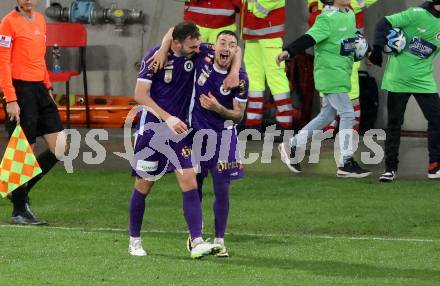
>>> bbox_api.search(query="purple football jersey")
[137,46,197,124]
[189,56,249,131]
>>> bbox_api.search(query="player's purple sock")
[196,173,204,203]
[182,189,203,240]
[213,178,230,238]
[129,189,147,237]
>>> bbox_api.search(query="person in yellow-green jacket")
[240,0,297,130]
[307,0,379,134]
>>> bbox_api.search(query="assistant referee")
[0,0,66,225]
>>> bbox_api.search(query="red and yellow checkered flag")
[0,125,42,198]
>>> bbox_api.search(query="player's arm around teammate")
[129,22,223,259]
[147,26,242,90]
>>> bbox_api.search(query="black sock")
[11,186,28,215]
[26,149,59,193]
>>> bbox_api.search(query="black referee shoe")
[11,202,47,225]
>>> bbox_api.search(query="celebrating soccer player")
[187,30,248,257]
[128,22,222,258]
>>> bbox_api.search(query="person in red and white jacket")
[240,0,296,131]
[183,0,240,43]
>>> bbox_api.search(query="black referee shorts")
[4,80,64,145]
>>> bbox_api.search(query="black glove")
[369,45,383,67]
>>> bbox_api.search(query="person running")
[276,0,371,178]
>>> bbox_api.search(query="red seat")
[46,23,90,128]
[48,71,81,82]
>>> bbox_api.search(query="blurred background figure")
[240,0,297,132]
[183,0,240,43]
[307,0,379,135]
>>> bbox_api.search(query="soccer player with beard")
[188,30,248,257]
[130,21,241,259]
[129,22,221,259]
[147,28,245,257]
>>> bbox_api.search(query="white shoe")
[190,240,221,259]
[128,237,147,256]
[278,143,302,173]
[379,170,397,182]
[213,238,229,258]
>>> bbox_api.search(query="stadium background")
[0,0,438,131]
[1,1,440,285]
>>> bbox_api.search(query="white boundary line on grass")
[0,224,438,243]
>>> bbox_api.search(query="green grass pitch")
[1,166,440,285]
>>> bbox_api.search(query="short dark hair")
[172,21,201,43]
[216,30,239,43]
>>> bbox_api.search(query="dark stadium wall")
[0,0,438,131]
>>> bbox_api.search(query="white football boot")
[128,237,147,256]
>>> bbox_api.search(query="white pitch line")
[0,224,437,243]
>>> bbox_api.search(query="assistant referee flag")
[0,125,42,198]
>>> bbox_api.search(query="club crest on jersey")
[181,146,191,158]
[164,69,173,83]
[220,84,231,96]
[184,60,194,72]
[437,33,440,42]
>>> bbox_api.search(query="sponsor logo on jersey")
[0,35,12,48]
[217,160,240,172]
[184,60,194,72]
[340,38,356,56]
[408,37,437,59]
[197,72,208,86]
[197,67,211,86]
[164,69,173,83]
[136,160,158,172]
